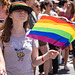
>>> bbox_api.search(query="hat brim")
[9,5,32,14]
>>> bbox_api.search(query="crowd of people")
[0,0,75,75]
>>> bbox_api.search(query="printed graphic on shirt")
[15,48,25,61]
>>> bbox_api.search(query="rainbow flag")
[27,16,75,49]
[70,17,75,25]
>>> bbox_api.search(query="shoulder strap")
[31,13,37,23]
[2,41,4,55]
[2,46,4,55]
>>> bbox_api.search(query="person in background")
[58,1,67,64]
[72,16,75,70]
[31,2,43,75]
[58,1,74,21]
[72,39,75,70]
[39,0,45,14]
[58,1,75,71]
[32,1,51,75]
[0,1,59,75]
[43,1,59,75]
[59,0,67,12]
[23,0,51,75]
[43,1,58,16]
[0,0,10,25]
[52,0,59,16]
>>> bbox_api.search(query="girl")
[0,1,59,75]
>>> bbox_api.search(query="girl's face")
[9,9,28,22]
[46,3,53,11]
[48,3,53,10]
[33,2,40,14]
[67,2,72,11]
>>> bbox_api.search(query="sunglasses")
[67,4,72,7]
[49,5,52,7]
[35,5,40,8]
[0,19,4,23]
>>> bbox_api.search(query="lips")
[19,14,25,17]
[20,15,25,17]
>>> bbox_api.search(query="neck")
[44,10,50,15]
[12,21,25,34]
[36,12,39,16]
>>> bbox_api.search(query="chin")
[22,19,27,22]
[20,18,27,20]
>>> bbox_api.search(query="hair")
[44,1,50,6]
[22,0,26,3]
[0,14,29,42]
[69,1,75,14]
[59,0,67,7]
[40,1,50,10]
[62,1,67,6]
[0,0,11,15]
[40,1,45,12]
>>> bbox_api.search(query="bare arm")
[0,39,7,75]
[31,45,59,67]
[0,48,7,75]
[0,48,5,67]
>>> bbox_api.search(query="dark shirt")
[29,11,47,46]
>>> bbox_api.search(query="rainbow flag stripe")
[70,17,75,25]
[27,16,75,49]
[12,1,28,8]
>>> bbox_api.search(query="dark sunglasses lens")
[35,5,39,8]
[35,5,40,8]
[50,5,52,7]
[36,5,38,8]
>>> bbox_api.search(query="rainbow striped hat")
[9,1,32,14]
